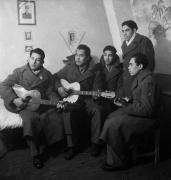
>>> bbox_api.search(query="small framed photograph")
[25,31,32,41]
[25,45,33,52]
[17,0,36,25]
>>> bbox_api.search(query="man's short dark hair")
[30,48,45,60]
[122,20,138,31]
[103,45,117,55]
[131,53,148,69]
[77,44,91,57]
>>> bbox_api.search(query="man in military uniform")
[118,20,155,98]
[0,48,64,168]
[100,53,160,171]
[54,44,104,159]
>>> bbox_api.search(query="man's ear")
[86,55,91,62]
[139,64,143,70]
[133,28,137,33]
[41,58,44,64]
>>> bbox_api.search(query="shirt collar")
[126,32,136,46]
[105,64,113,72]
[79,64,88,74]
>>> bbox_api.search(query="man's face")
[28,52,43,71]
[128,58,142,76]
[103,50,114,66]
[75,49,88,67]
[122,25,135,41]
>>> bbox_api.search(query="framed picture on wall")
[25,45,33,52]
[17,0,36,25]
[25,31,32,41]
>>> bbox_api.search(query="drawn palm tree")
[149,0,171,38]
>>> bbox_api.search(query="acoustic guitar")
[60,79,116,103]
[5,84,65,113]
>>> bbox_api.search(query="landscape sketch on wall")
[131,0,171,74]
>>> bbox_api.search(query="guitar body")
[60,79,80,103]
[60,79,116,103]
[5,85,41,113]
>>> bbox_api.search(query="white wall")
[0,0,113,81]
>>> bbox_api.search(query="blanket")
[0,98,22,130]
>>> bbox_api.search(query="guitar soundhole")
[23,96,32,104]
[67,89,73,95]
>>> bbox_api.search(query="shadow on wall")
[149,21,171,74]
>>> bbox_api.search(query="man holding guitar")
[0,48,64,169]
[54,44,105,159]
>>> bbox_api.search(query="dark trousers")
[19,108,64,156]
[100,108,155,166]
[63,99,104,148]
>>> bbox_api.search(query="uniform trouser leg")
[100,109,156,167]
[62,111,73,148]
[106,144,124,167]
[41,110,64,145]
[85,99,103,144]
[19,110,42,157]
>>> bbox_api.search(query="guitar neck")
[74,91,101,96]
[40,99,58,106]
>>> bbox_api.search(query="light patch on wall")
[102,0,122,58]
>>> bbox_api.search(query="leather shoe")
[33,155,44,169]
[91,143,101,157]
[64,148,75,160]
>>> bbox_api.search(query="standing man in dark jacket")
[119,20,155,98]
[100,53,159,171]
[53,44,104,159]
[0,48,64,168]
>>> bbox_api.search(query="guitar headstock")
[101,91,116,99]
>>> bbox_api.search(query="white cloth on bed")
[0,98,22,130]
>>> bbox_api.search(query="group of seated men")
[0,20,160,171]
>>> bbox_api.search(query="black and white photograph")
[25,45,33,52]
[25,31,32,41]
[0,0,171,179]
[17,0,36,25]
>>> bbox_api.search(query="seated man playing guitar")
[0,48,64,169]
[53,44,106,159]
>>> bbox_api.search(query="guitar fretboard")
[74,91,101,96]
[40,100,62,106]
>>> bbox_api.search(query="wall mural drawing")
[131,0,171,74]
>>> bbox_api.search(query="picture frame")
[25,45,33,52]
[25,31,32,41]
[17,0,36,25]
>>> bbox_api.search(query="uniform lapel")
[71,60,94,83]
[30,68,49,89]
[122,33,142,59]
[131,70,152,91]
[131,78,138,91]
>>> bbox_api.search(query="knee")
[23,115,41,132]
[43,111,63,126]
[91,106,102,116]
[103,117,114,129]
[105,117,122,130]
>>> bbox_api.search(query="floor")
[0,144,171,180]
[1,128,171,180]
